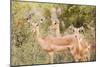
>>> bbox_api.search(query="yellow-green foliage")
[11,1,96,66]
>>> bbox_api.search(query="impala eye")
[41,19,43,21]
[36,24,39,26]
[79,29,83,32]
[54,22,57,25]
[72,29,75,32]
[26,18,28,20]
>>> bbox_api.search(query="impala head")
[25,10,45,32]
[30,22,39,33]
[69,25,84,39]
[49,20,60,31]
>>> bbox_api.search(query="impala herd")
[25,8,91,63]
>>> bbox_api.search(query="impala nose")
[74,34,78,38]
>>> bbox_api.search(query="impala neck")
[56,23,60,36]
[36,25,41,38]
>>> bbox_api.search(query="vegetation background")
[11,1,96,66]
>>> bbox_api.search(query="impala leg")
[63,50,68,62]
[48,52,54,64]
[83,48,91,61]
[70,47,80,62]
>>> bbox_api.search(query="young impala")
[68,25,91,62]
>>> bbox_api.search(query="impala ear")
[40,17,45,23]
[68,24,75,32]
[40,18,43,23]
[54,22,57,25]
[79,26,84,32]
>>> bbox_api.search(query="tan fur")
[32,22,80,63]
[69,27,91,62]
[31,21,91,63]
